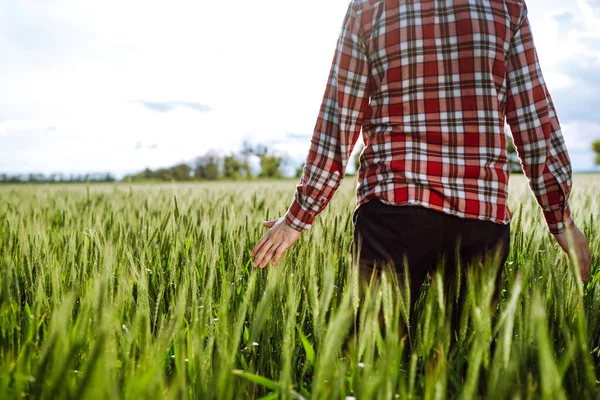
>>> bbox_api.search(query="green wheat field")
[1,175,599,399]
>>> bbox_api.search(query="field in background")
[0,175,599,399]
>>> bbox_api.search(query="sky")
[1,0,599,177]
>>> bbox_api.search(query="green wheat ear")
[0,176,598,398]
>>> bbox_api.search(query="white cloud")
[0,120,52,137]
[526,0,600,90]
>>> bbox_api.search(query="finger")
[579,252,590,283]
[585,249,593,267]
[254,240,276,268]
[580,266,588,283]
[582,270,589,283]
[260,243,282,269]
[272,244,288,266]
[252,234,270,257]
[583,254,592,282]
[263,220,278,228]
[252,234,271,265]
[581,249,592,268]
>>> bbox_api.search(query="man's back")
[285,0,571,236]
[252,0,590,285]
[358,0,531,224]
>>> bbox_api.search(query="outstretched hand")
[553,225,592,283]
[251,217,302,269]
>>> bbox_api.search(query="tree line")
[1,139,598,184]
[0,172,117,184]
[124,142,287,182]
[0,143,289,184]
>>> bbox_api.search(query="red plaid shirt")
[285,0,573,235]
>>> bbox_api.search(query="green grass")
[0,175,599,399]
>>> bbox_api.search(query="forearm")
[284,164,344,231]
[285,121,360,232]
[510,105,573,234]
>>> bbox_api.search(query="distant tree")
[223,155,243,179]
[241,160,253,179]
[254,144,269,157]
[5,175,21,183]
[593,140,600,166]
[140,168,153,180]
[259,155,283,178]
[505,127,523,174]
[194,153,221,180]
[0,171,118,184]
[353,144,364,173]
[295,163,305,178]
[245,142,284,178]
[28,173,44,183]
[238,141,255,179]
[170,163,193,181]
[154,168,172,181]
[241,140,254,157]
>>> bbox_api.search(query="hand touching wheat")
[252,217,302,269]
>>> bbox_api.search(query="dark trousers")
[351,200,511,311]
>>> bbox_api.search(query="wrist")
[285,199,314,232]
[547,206,574,235]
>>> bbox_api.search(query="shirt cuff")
[285,198,315,232]
[544,205,575,235]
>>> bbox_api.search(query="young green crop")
[0,175,598,399]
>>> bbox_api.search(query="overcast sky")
[1,0,599,176]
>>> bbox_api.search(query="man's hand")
[251,217,302,269]
[553,225,592,283]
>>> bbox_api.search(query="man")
[251,0,592,298]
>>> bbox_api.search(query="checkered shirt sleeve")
[285,1,369,231]
[505,4,574,234]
